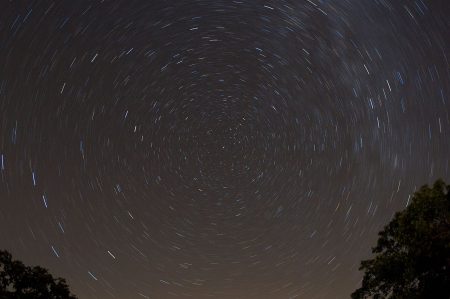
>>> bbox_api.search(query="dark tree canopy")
[352,179,450,299]
[0,250,77,299]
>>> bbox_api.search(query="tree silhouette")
[352,179,450,299]
[0,250,77,299]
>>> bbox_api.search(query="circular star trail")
[0,0,449,298]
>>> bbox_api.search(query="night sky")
[0,0,449,298]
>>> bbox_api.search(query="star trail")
[0,0,449,298]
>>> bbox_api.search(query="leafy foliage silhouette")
[352,179,450,299]
[0,250,77,299]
